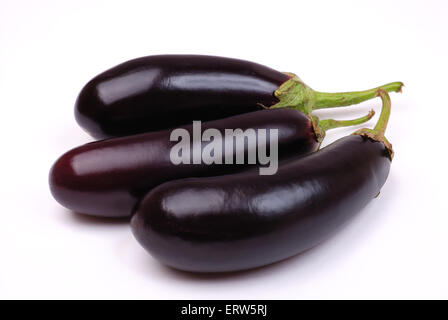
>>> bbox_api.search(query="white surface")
[1,0,447,299]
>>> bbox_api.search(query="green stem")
[372,90,391,137]
[319,110,375,132]
[312,110,375,146]
[270,73,403,116]
[314,82,403,109]
[353,89,394,160]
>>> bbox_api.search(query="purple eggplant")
[75,54,402,138]
[131,90,394,272]
[50,108,373,218]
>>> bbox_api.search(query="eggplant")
[131,90,394,273]
[50,108,373,218]
[75,54,402,138]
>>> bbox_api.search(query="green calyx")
[353,89,394,160]
[270,73,315,114]
[311,109,376,147]
[270,72,403,116]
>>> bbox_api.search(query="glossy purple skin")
[50,109,317,217]
[75,55,290,138]
[131,135,391,273]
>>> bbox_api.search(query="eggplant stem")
[319,110,375,132]
[312,110,375,147]
[373,90,391,137]
[353,89,394,160]
[313,82,403,110]
[271,73,403,116]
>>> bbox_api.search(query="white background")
[1,0,447,299]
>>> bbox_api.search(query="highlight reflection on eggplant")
[131,90,394,273]
[75,54,402,138]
